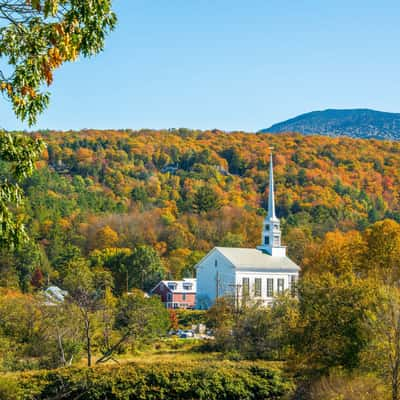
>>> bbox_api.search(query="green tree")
[0,132,44,248]
[294,273,376,374]
[363,286,400,400]
[0,0,116,248]
[364,219,400,284]
[126,245,165,292]
[39,299,83,368]
[205,297,236,351]
[193,186,221,214]
[96,289,169,364]
[63,260,111,367]
[89,247,132,295]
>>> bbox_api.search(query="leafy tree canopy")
[0,0,116,249]
[0,0,116,124]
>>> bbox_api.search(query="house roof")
[152,278,197,293]
[43,285,68,305]
[213,247,300,272]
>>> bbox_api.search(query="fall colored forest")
[3,128,400,291]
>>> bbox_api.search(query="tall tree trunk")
[85,312,91,367]
[56,326,66,366]
[393,366,398,400]
[392,309,400,400]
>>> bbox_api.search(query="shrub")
[309,372,389,400]
[175,309,206,328]
[16,361,293,399]
[0,377,22,400]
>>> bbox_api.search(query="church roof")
[214,247,300,272]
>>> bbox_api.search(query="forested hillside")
[264,108,400,140]
[3,128,400,291]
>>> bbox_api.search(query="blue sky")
[2,0,400,132]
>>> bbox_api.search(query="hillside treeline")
[2,128,400,291]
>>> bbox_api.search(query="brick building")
[150,278,196,309]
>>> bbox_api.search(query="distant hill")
[262,109,400,140]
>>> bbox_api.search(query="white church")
[196,153,300,309]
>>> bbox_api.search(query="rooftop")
[214,247,300,272]
[155,278,197,293]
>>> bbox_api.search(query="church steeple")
[257,149,286,257]
[268,152,276,220]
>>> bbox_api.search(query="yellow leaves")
[27,0,61,15]
[0,82,13,96]
[45,0,60,17]
[26,0,41,12]
[47,47,63,69]
[42,41,78,87]
[12,96,25,106]
[94,225,119,250]
[303,230,365,277]
[42,61,53,86]
[21,86,36,98]
[76,147,94,162]
[59,217,71,231]
[53,23,64,37]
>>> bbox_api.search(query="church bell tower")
[257,151,286,257]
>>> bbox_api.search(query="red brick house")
[150,278,196,309]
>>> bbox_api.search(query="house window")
[242,278,250,297]
[254,278,262,297]
[182,293,186,301]
[264,236,269,245]
[167,292,172,302]
[168,283,177,290]
[183,283,192,290]
[277,278,284,294]
[267,278,274,297]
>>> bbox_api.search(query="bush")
[309,372,389,400]
[0,377,22,400]
[16,361,293,399]
[175,309,206,328]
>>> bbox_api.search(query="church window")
[242,278,250,297]
[267,279,274,297]
[273,235,280,246]
[273,224,279,229]
[265,224,270,231]
[277,279,284,294]
[264,236,269,245]
[214,259,218,267]
[254,278,262,297]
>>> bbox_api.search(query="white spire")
[257,148,286,257]
[268,152,276,219]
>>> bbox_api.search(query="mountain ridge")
[261,109,400,140]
